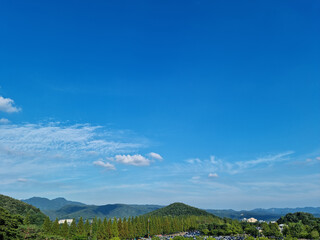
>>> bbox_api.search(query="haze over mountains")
[22,196,320,221]
[22,197,162,220]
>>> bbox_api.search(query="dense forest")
[1,208,320,240]
[1,195,319,240]
[0,194,46,225]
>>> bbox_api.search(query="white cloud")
[209,152,294,174]
[17,178,28,182]
[0,122,146,179]
[191,176,200,180]
[316,157,320,161]
[115,154,151,166]
[235,151,294,170]
[93,160,116,170]
[186,158,201,164]
[0,96,21,113]
[208,173,218,178]
[182,152,295,177]
[0,122,143,159]
[0,118,10,124]
[148,152,163,160]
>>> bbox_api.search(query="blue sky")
[0,0,319,209]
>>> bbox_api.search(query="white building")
[247,217,258,223]
[58,219,74,225]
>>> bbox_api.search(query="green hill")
[0,194,46,225]
[44,203,162,220]
[277,212,320,226]
[145,202,214,217]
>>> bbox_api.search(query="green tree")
[69,218,77,237]
[78,217,84,235]
[51,218,60,235]
[24,213,31,225]
[61,220,69,238]
[42,216,52,234]
[269,222,281,238]
[310,230,319,239]
[112,217,119,237]
[84,219,91,237]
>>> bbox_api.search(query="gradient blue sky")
[0,0,319,209]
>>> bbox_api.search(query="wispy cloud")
[17,178,28,182]
[0,118,10,124]
[114,154,151,166]
[186,158,201,164]
[0,122,147,180]
[148,152,163,160]
[0,122,144,160]
[93,160,116,170]
[0,96,21,113]
[208,173,218,178]
[209,151,294,174]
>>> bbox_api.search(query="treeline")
[38,214,320,240]
[2,208,320,240]
[41,215,212,239]
[278,212,320,239]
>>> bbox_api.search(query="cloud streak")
[0,118,10,124]
[208,173,218,178]
[0,122,147,180]
[114,154,151,166]
[148,152,163,160]
[0,122,144,160]
[93,160,116,170]
[209,151,294,174]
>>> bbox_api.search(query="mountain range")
[22,196,320,221]
[206,207,320,221]
[22,197,162,220]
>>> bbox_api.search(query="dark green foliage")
[69,218,77,237]
[77,216,84,235]
[0,194,46,225]
[278,212,319,225]
[51,218,60,235]
[84,219,91,236]
[61,220,69,238]
[0,207,23,239]
[277,212,320,239]
[42,216,52,234]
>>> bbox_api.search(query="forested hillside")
[146,202,213,217]
[0,194,46,225]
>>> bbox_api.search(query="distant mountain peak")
[53,197,67,201]
[22,196,85,211]
[145,202,215,217]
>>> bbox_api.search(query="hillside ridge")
[0,194,47,225]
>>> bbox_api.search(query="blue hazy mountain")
[22,196,86,211]
[206,207,320,221]
[22,196,320,221]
